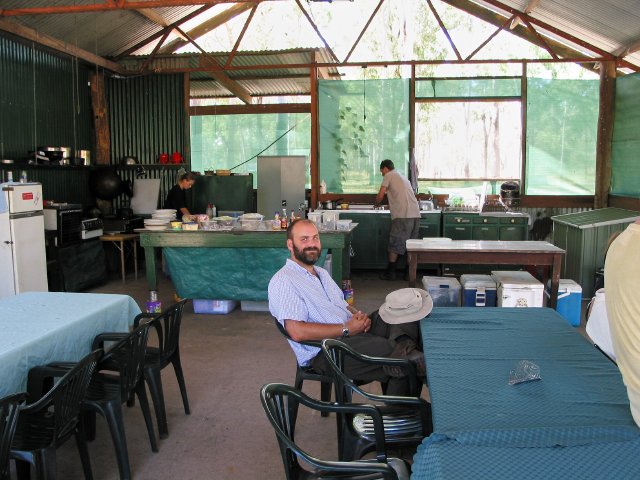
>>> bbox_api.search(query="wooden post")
[594,61,616,209]
[310,63,319,210]
[90,71,111,165]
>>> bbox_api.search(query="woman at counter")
[164,171,197,220]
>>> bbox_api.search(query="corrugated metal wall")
[0,35,93,160]
[107,74,186,165]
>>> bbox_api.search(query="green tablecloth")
[164,247,327,301]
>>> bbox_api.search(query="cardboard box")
[460,274,497,307]
[422,276,461,307]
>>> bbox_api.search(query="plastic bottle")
[146,290,162,313]
[320,179,327,194]
[280,208,288,229]
[211,203,217,218]
[206,203,213,219]
[20,171,27,183]
[6,171,13,182]
[273,212,281,230]
[342,280,354,305]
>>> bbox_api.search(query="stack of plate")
[152,209,176,221]
[144,218,169,231]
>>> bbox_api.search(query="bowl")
[182,222,199,231]
[240,219,262,230]
[213,216,235,227]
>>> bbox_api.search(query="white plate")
[153,209,175,214]
[145,225,169,231]
[144,219,169,225]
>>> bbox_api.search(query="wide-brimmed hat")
[379,288,433,324]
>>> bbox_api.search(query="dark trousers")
[310,311,420,396]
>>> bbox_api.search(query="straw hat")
[379,288,433,324]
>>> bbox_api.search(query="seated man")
[268,219,429,396]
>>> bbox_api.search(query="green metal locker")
[552,208,639,298]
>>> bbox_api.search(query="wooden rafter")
[343,0,385,63]
[427,0,462,61]
[614,37,640,57]
[476,0,615,60]
[519,14,558,60]
[159,3,256,54]
[114,4,212,60]
[136,7,188,40]
[0,1,269,17]
[466,14,515,60]
[0,17,125,73]
[294,0,340,63]
[173,25,252,104]
[224,3,258,68]
[510,0,540,30]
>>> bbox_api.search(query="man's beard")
[293,244,320,266]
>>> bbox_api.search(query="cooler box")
[193,299,238,314]
[492,271,543,308]
[460,274,497,307]
[547,279,582,327]
[421,276,461,307]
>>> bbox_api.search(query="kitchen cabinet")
[443,212,528,241]
[340,211,441,270]
[339,212,390,269]
[442,212,528,275]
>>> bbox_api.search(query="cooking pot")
[121,156,137,166]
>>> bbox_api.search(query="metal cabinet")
[340,213,389,269]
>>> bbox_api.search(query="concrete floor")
[32,266,591,479]
[43,268,414,480]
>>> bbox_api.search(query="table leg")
[408,252,417,287]
[144,246,158,291]
[549,253,562,309]
[119,239,125,283]
[133,238,138,280]
[332,247,343,285]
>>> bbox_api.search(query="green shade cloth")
[525,77,599,195]
[318,78,410,193]
[612,73,640,197]
[164,247,326,301]
[415,78,521,98]
[190,113,311,188]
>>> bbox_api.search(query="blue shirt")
[268,259,350,366]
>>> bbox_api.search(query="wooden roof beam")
[294,0,340,63]
[172,25,252,103]
[0,1,269,17]
[114,4,212,60]
[510,0,540,30]
[224,3,257,68]
[427,0,462,61]
[0,17,125,74]
[159,3,256,53]
[343,0,385,63]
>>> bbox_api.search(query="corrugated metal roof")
[1,0,640,98]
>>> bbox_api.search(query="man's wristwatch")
[341,326,350,338]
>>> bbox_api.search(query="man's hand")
[346,310,371,335]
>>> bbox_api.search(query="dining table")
[0,292,140,397]
[406,239,565,308]
[411,307,640,480]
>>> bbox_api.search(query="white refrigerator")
[0,182,48,299]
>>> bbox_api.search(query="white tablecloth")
[0,292,141,396]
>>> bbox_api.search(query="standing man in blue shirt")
[375,159,421,281]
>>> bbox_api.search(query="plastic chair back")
[136,299,187,369]
[260,383,402,480]
[0,392,26,478]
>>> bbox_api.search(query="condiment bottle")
[206,203,213,219]
[280,208,288,229]
[211,203,217,218]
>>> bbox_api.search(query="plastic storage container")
[492,270,543,308]
[193,299,238,314]
[547,278,582,326]
[460,274,497,307]
[240,300,270,312]
[421,276,461,307]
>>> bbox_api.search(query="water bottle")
[6,171,13,182]
[20,170,28,183]
[211,203,217,218]
[206,203,213,219]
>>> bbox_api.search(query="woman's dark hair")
[178,172,198,182]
